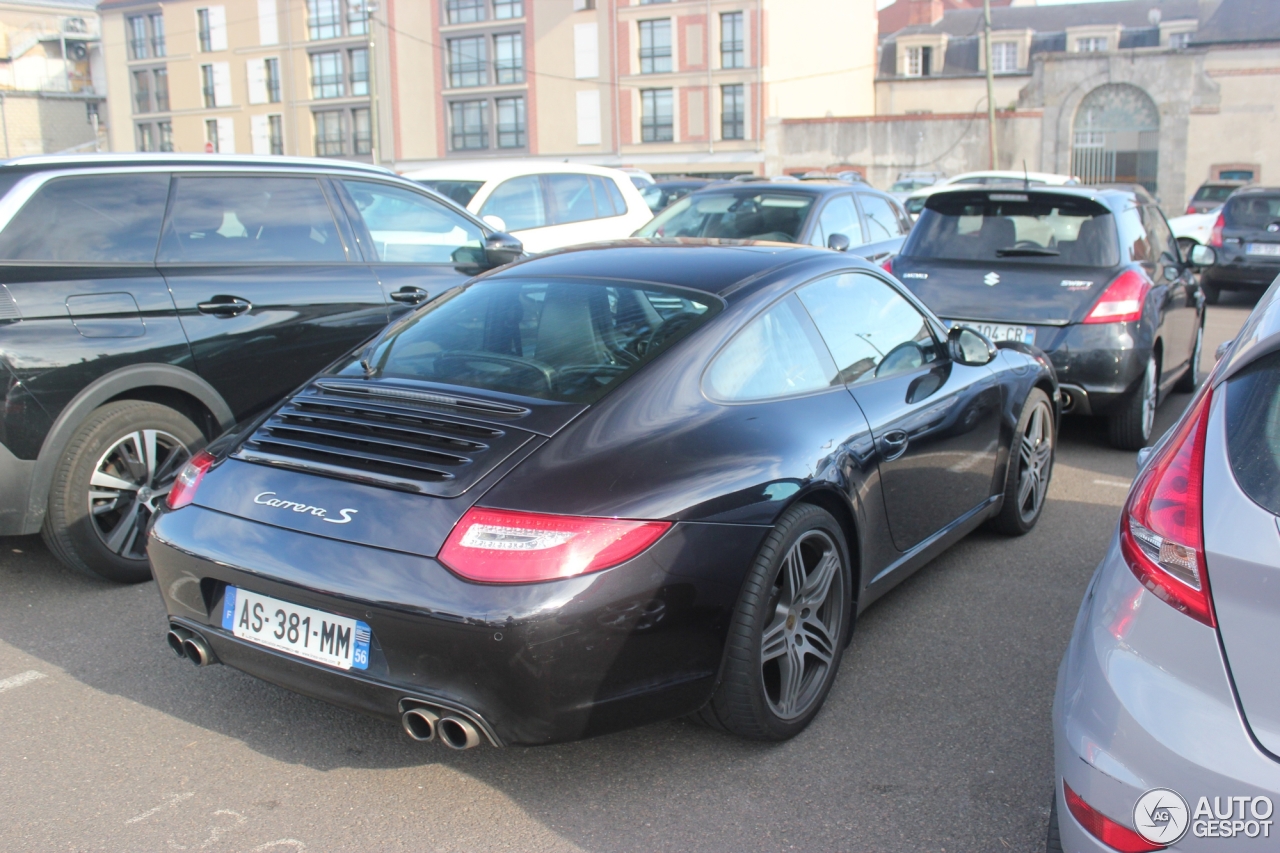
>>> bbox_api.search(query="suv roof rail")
[0,153,396,175]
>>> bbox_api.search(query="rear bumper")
[1033,322,1148,416]
[147,505,767,746]
[0,442,36,536]
[1204,260,1280,289]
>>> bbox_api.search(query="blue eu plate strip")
[221,586,238,630]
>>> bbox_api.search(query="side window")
[705,295,836,401]
[547,173,598,224]
[604,178,629,216]
[341,180,482,264]
[797,272,938,385]
[0,174,170,262]
[859,193,902,242]
[1119,207,1152,263]
[892,199,914,234]
[811,194,864,248]
[591,175,624,216]
[479,175,547,231]
[1142,205,1177,262]
[158,176,345,263]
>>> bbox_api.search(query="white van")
[402,161,653,253]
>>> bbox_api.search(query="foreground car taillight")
[1119,385,1215,626]
[1063,781,1165,852]
[439,508,671,584]
[1084,270,1151,324]
[880,257,894,274]
[166,450,216,510]
[1209,211,1225,248]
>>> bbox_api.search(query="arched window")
[1071,83,1159,193]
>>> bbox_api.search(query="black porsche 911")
[149,240,1057,748]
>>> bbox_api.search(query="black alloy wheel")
[988,388,1054,535]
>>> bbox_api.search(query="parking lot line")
[0,670,46,693]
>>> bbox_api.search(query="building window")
[450,100,488,150]
[721,12,744,69]
[307,0,342,40]
[1169,31,1193,49]
[446,0,486,25]
[641,88,673,142]
[573,0,596,8]
[352,107,372,154]
[448,36,488,88]
[265,57,282,102]
[639,19,672,74]
[311,51,345,99]
[205,118,220,152]
[201,64,216,107]
[905,45,932,76]
[137,123,155,151]
[268,114,284,155]
[721,83,744,140]
[150,13,166,57]
[315,110,345,155]
[348,2,368,36]
[350,48,368,96]
[158,121,173,152]
[132,69,151,113]
[496,96,525,148]
[153,68,169,112]
[991,41,1017,73]
[197,8,213,52]
[494,33,524,84]
[493,0,522,19]
[1076,37,1107,52]
[128,16,148,60]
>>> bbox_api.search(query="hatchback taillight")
[880,257,894,274]
[439,508,671,584]
[1209,212,1225,248]
[1063,781,1166,852]
[1119,385,1216,626]
[1186,204,1196,215]
[1083,270,1151,324]
[166,451,216,510]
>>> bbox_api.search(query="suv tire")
[42,401,203,583]
[1108,355,1158,451]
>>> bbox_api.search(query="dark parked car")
[0,154,521,582]
[1202,186,1280,303]
[888,185,1214,450]
[635,180,912,263]
[1185,179,1247,214]
[639,179,710,213]
[150,241,1057,748]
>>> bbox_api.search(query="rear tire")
[1174,318,1204,393]
[987,388,1054,536]
[696,503,851,740]
[1108,355,1158,451]
[42,401,203,583]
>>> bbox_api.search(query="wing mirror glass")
[948,325,997,366]
[827,233,851,252]
[1189,244,1217,268]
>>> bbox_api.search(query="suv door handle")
[879,429,909,460]
[390,287,428,305]
[197,296,252,317]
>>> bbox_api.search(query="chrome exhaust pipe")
[181,634,216,667]
[437,715,481,750]
[401,707,439,743]
[166,625,192,658]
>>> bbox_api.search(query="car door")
[158,173,388,419]
[796,271,1003,551]
[1141,203,1198,376]
[854,192,909,263]
[333,177,487,319]
[808,193,866,251]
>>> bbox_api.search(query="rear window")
[1224,195,1280,229]
[636,192,816,243]
[352,279,718,403]
[903,193,1119,267]
[417,180,483,208]
[1193,185,1238,202]
[1226,351,1280,516]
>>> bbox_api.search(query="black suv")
[1202,186,1280,303]
[0,154,521,582]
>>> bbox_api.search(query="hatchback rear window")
[417,180,483,208]
[637,192,816,243]
[1194,184,1238,202]
[903,193,1119,267]
[1226,351,1280,516]
[353,279,718,403]
[1224,195,1280,229]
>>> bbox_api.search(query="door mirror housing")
[483,232,523,269]
[948,325,997,366]
[1189,243,1217,268]
[482,214,508,232]
[827,233,851,252]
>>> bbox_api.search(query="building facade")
[97,0,878,177]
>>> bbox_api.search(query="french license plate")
[947,320,1034,346]
[221,586,370,671]
[1246,243,1280,256]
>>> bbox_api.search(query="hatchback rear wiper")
[995,246,1060,257]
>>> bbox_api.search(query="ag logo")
[983,272,1000,286]
[1134,788,1190,845]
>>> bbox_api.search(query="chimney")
[907,0,945,26]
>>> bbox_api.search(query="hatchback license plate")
[947,321,1034,346]
[1246,243,1280,256]
[221,586,370,670]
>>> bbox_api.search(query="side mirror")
[483,232,523,268]
[827,233,851,252]
[1189,244,1217,268]
[482,214,508,232]
[1215,338,1234,361]
[948,325,997,366]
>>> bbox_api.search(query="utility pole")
[983,0,998,169]
[360,1,381,166]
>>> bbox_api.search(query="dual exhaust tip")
[166,625,216,667]
[401,706,483,750]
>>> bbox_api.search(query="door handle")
[879,429,909,461]
[390,287,429,305]
[197,296,252,317]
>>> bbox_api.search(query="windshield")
[903,194,1119,267]
[348,279,718,403]
[890,180,926,193]
[636,192,816,243]
[417,180,484,208]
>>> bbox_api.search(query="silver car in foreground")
[1052,278,1280,852]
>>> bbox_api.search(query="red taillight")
[1186,204,1196,215]
[438,508,671,584]
[1119,385,1215,626]
[1084,270,1151,324]
[880,257,894,274]
[1063,781,1166,852]
[1209,212,1225,248]
[166,450,216,510]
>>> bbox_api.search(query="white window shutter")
[250,114,270,154]
[257,0,279,46]
[216,117,235,153]
[213,62,232,106]
[574,23,599,79]
[209,6,228,51]
[247,59,267,104]
[576,90,601,145]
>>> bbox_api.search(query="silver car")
[1051,279,1280,851]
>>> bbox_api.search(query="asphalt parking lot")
[0,296,1255,853]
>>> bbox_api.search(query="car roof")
[483,239,832,296]
[1218,280,1280,386]
[922,183,1143,210]
[1232,186,1280,196]
[0,153,394,175]
[946,170,1077,185]
[401,160,632,183]
[688,180,888,198]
